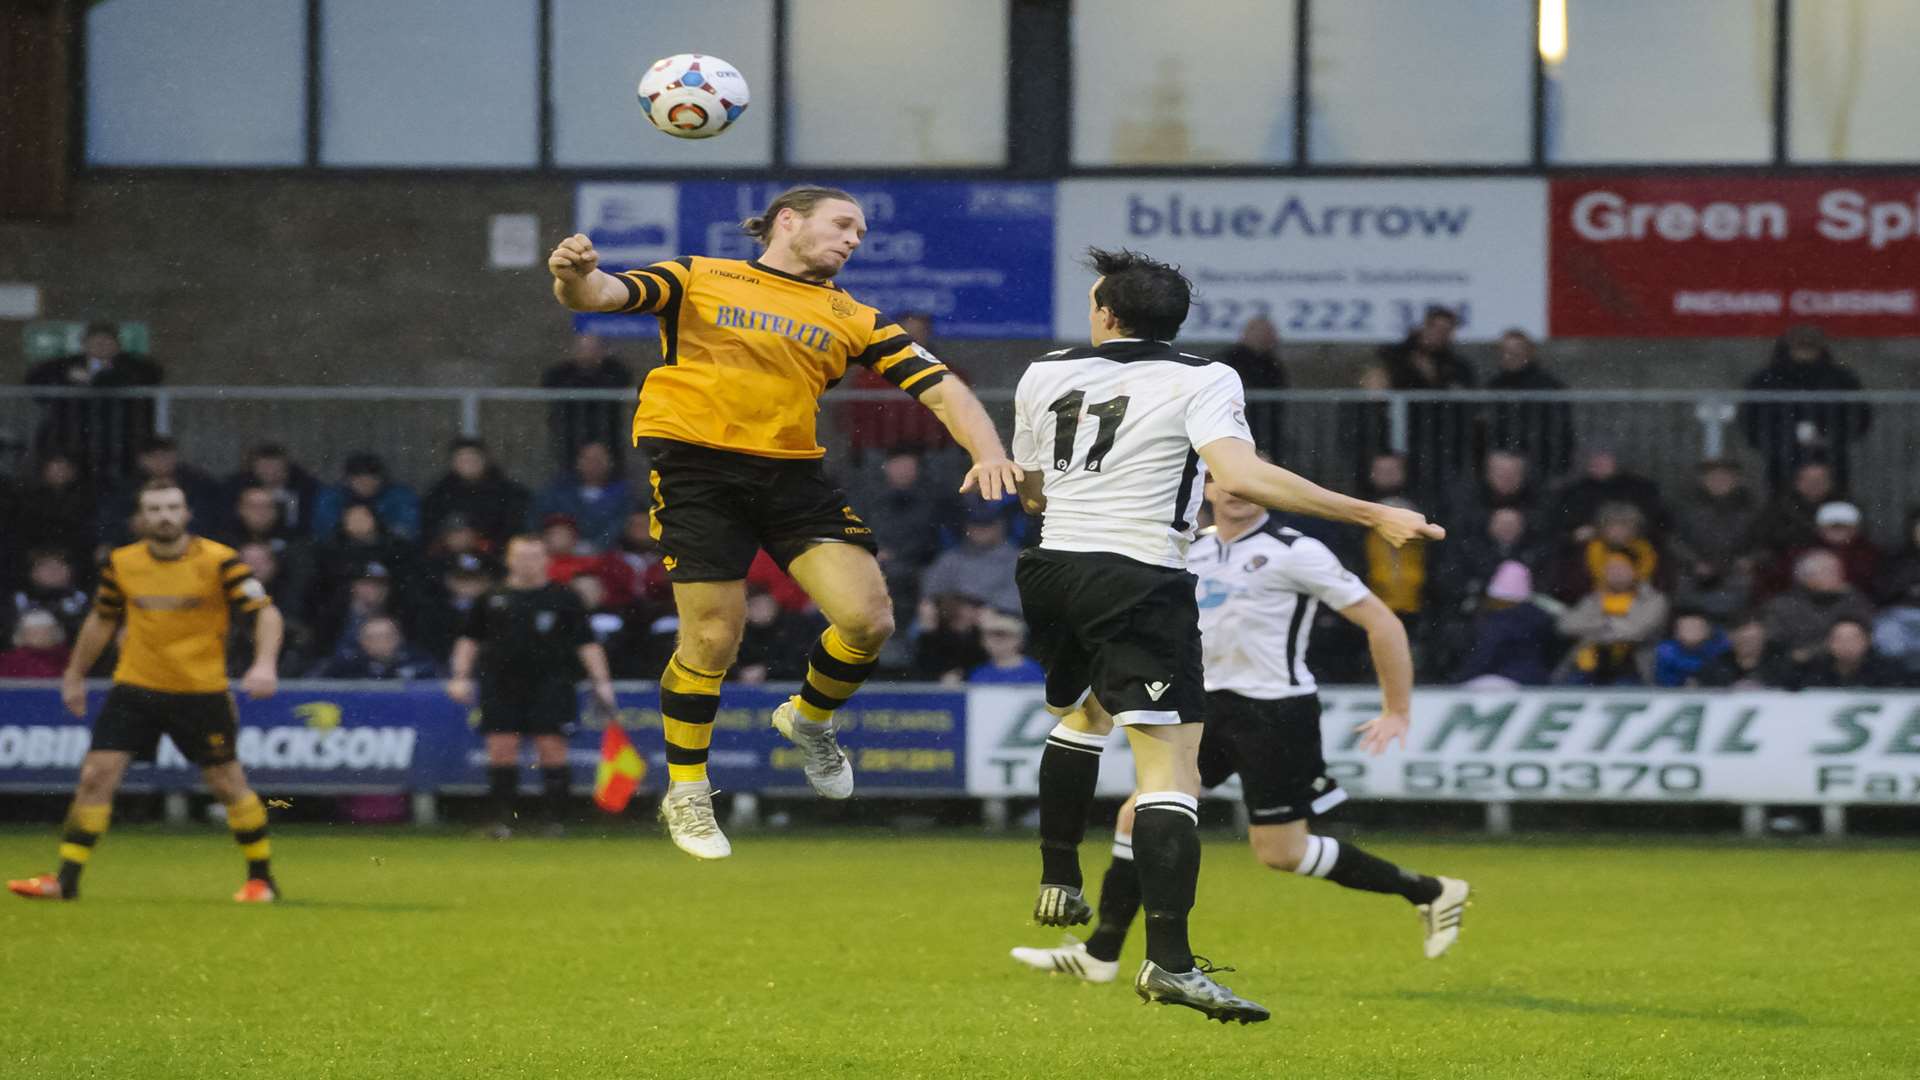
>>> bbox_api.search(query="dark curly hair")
[1084,247,1193,341]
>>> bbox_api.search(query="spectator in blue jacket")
[312,452,421,540]
[311,615,440,680]
[1453,561,1559,687]
[530,441,632,552]
[968,610,1044,684]
[1652,610,1731,688]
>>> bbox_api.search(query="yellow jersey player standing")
[549,185,1021,859]
[8,480,287,903]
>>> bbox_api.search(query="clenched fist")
[549,233,601,281]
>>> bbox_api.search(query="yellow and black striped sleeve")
[613,257,693,316]
[219,557,272,616]
[92,561,126,622]
[851,316,949,399]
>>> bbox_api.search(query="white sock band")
[1293,835,1340,878]
[1134,790,1199,825]
[1045,722,1107,755]
[1111,831,1133,861]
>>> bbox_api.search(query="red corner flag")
[594,722,646,813]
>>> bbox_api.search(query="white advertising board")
[1052,178,1548,343]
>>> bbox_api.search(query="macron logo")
[1145,681,1170,702]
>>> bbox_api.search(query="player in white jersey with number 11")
[1008,248,1444,1023]
[1011,471,1472,988]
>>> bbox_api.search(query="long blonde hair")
[738,186,858,248]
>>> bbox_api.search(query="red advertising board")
[1551,177,1920,337]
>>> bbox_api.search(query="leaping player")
[1007,248,1444,1022]
[549,186,1020,860]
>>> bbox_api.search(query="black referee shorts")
[1015,547,1207,725]
[640,438,878,583]
[477,676,578,736]
[1197,691,1347,826]
[90,684,240,768]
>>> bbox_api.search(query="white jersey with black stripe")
[1192,515,1373,699]
[1011,339,1253,569]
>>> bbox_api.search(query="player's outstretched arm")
[1337,594,1413,754]
[240,605,283,700]
[548,233,634,312]
[446,638,480,704]
[577,643,619,714]
[919,379,1024,503]
[60,612,118,718]
[1197,437,1444,548]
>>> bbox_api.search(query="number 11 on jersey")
[1048,391,1131,473]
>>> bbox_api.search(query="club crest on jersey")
[831,295,856,318]
[1243,555,1268,571]
[535,611,556,634]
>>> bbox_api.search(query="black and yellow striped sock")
[661,653,725,786]
[227,792,272,882]
[57,803,111,897]
[792,626,881,724]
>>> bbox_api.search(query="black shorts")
[89,684,239,767]
[640,438,877,583]
[1197,691,1347,826]
[1015,547,1207,725]
[478,677,578,736]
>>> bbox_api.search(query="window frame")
[72,0,1920,180]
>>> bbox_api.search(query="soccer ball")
[637,53,750,139]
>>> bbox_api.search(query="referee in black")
[447,534,617,837]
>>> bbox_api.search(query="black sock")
[541,766,571,823]
[1083,835,1139,963]
[57,860,83,898]
[487,765,519,823]
[1296,835,1442,904]
[247,859,272,881]
[1133,793,1201,974]
[1036,722,1105,889]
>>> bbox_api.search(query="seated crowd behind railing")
[5,317,1913,693]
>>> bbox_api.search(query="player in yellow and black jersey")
[7,480,288,903]
[550,185,1022,859]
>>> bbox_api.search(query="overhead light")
[1539,0,1568,66]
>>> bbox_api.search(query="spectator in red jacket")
[542,514,640,609]
[0,609,70,678]
[839,312,954,463]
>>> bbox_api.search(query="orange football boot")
[233,878,279,904]
[7,873,70,900]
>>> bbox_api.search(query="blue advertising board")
[573,180,1054,340]
[0,683,967,796]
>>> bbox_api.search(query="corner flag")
[594,722,645,812]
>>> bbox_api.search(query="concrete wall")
[5,175,1918,391]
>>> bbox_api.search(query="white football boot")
[1418,876,1471,958]
[659,782,732,860]
[770,699,854,799]
[1010,939,1119,984]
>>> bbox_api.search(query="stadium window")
[785,0,1009,167]
[86,0,306,167]
[1544,0,1775,164]
[550,0,774,168]
[1074,0,1298,166]
[320,0,540,167]
[1789,0,1920,163]
[1307,0,1531,165]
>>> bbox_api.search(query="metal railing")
[3,386,1916,538]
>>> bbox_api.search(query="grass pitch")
[2,825,1916,1079]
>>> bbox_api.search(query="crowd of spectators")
[4,319,1909,693]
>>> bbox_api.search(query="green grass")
[3,825,1918,1079]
